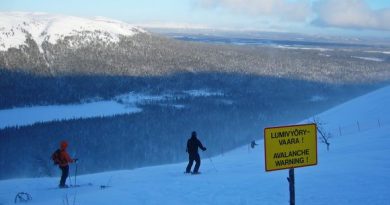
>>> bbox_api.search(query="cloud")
[197,0,311,22]
[313,0,390,30]
[197,0,390,31]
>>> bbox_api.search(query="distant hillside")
[0,12,390,84]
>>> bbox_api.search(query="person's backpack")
[51,149,62,165]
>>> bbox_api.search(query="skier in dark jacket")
[185,131,206,174]
[250,140,258,149]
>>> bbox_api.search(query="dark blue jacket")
[186,136,206,155]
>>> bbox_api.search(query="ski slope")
[1,85,390,205]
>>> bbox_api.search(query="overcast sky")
[1,0,390,37]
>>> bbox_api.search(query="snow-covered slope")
[0,12,145,51]
[1,85,390,205]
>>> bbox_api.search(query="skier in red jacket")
[53,141,77,188]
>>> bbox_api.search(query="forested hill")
[1,12,390,84]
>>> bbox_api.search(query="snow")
[365,50,390,55]
[0,92,159,129]
[308,85,390,127]
[351,56,385,62]
[0,12,146,52]
[0,90,224,129]
[309,95,327,102]
[0,101,141,129]
[114,92,169,104]
[318,53,330,57]
[183,89,223,97]
[275,45,333,52]
[1,85,390,204]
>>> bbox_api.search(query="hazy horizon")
[1,0,390,38]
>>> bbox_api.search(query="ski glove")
[202,147,207,151]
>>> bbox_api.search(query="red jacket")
[59,149,74,167]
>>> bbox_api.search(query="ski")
[69,182,93,188]
[183,172,202,175]
[47,183,93,190]
[191,172,201,175]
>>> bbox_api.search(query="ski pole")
[68,174,73,187]
[206,152,218,172]
[74,160,78,186]
[101,175,114,189]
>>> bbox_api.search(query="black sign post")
[287,168,295,205]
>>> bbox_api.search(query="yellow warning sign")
[264,123,317,172]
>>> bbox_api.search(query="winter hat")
[60,141,68,149]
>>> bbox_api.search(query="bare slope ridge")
[0,12,145,51]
